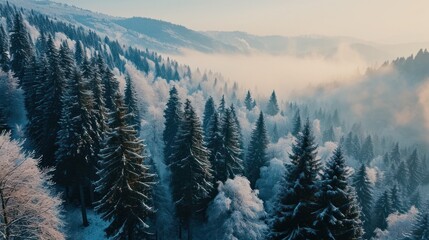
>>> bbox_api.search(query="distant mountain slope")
[8,0,429,62]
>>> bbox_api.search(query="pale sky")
[52,0,429,44]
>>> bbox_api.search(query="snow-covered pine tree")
[168,99,213,238]
[406,203,429,240]
[74,40,85,66]
[360,135,375,164]
[124,74,141,133]
[268,119,320,240]
[390,184,405,214]
[314,147,363,240]
[0,24,10,72]
[266,90,279,116]
[372,191,392,232]
[163,86,183,165]
[217,107,244,182]
[59,41,75,82]
[396,161,409,190]
[99,55,119,113]
[39,35,66,167]
[202,96,216,134]
[10,13,33,80]
[95,93,154,240]
[218,95,226,116]
[246,111,269,189]
[244,90,254,110]
[407,149,422,194]
[322,126,335,143]
[55,68,94,226]
[205,176,267,240]
[205,109,223,188]
[352,164,373,238]
[291,109,301,137]
[0,132,64,240]
[390,142,401,167]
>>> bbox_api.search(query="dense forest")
[0,1,428,240]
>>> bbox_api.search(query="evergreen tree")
[383,152,390,166]
[39,36,66,167]
[124,74,141,133]
[245,111,269,188]
[202,96,216,134]
[163,86,183,165]
[0,24,10,72]
[272,123,280,143]
[266,90,279,116]
[168,99,213,238]
[216,108,244,182]
[10,13,33,80]
[372,191,392,232]
[396,161,409,189]
[390,184,404,214]
[407,207,429,240]
[291,109,301,137]
[56,68,94,226]
[390,143,401,167]
[314,147,363,240]
[218,95,226,116]
[360,135,375,164]
[205,109,223,186]
[96,93,154,239]
[352,135,361,160]
[322,126,335,143]
[244,90,254,110]
[352,164,373,238]
[74,40,85,66]
[59,41,75,81]
[269,119,320,240]
[407,149,422,193]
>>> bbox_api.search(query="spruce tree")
[0,105,9,132]
[205,109,223,185]
[10,13,33,80]
[314,147,363,240]
[59,41,75,81]
[74,40,85,66]
[390,184,404,214]
[390,143,401,167]
[96,93,154,239]
[218,95,226,116]
[407,204,429,239]
[372,191,392,232]
[291,109,301,137]
[39,36,66,167]
[163,86,183,166]
[322,126,335,143]
[269,119,320,240]
[124,74,141,133]
[102,66,120,113]
[202,96,216,134]
[217,108,244,182]
[0,24,10,72]
[266,90,279,116]
[360,135,375,164]
[407,149,422,193]
[352,164,373,238]
[168,99,213,237]
[56,68,94,226]
[244,90,254,110]
[245,111,269,188]
[396,161,409,189]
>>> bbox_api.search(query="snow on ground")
[63,205,109,240]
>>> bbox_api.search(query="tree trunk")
[178,222,182,239]
[88,182,95,207]
[0,189,10,239]
[188,221,192,240]
[79,183,89,227]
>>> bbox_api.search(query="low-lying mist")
[173,43,368,99]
